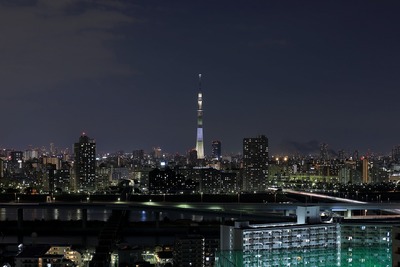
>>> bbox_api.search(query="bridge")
[1,189,399,223]
[2,199,400,221]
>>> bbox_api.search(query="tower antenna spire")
[198,73,202,91]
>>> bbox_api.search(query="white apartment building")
[218,206,341,266]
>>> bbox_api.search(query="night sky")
[1,0,400,157]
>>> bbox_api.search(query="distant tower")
[195,74,205,159]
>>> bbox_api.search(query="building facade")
[243,135,269,192]
[219,206,340,266]
[212,140,222,161]
[74,133,96,192]
[174,235,206,266]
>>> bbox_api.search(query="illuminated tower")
[195,74,204,159]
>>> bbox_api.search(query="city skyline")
[1,1,400,155]
[2,134,400,159]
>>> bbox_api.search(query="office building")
[188,148,198,166]
[153,147,162,159]
[24,148,39,160]
[10,151,23,163]
[199,167,221,194]
[42,156,61,170]
[220,171,239,193]
[10,151,23,172]
[243,135,269,192]
[393,146,400,163]
[74,133,96,192]
[212,140,222,160]
[174,235,206,267]
[0,158,4,178]
[362,157,370,183]
[55,168,71,193]
[195,74,205,159]
[132,149,144,167]
[171,236,218,267]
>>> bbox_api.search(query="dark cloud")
[0,0,136,97]
[248,39,289,48]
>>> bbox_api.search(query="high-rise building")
[0,159,4,178]
[243,135,269,192]
[132,149,144,161]
[174,235,206,266]
[195,74,204,159]
[393,146,400,163]
[50,142,56,156]
[10,151,23,164]
[211,140,221,160]
[319,143,329,162]
[10,151,24,172]
[74,133,96,192]
[188,149,198,166]
[24,147,39,160]
[362,157,369,183]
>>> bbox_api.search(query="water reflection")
[192,215,203,222]
[140,210,147,222]
[54,209,59,220]
[0,208,7,221]
[103,209,108,221]
[76,209,81,220]
[0,208,220,222]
